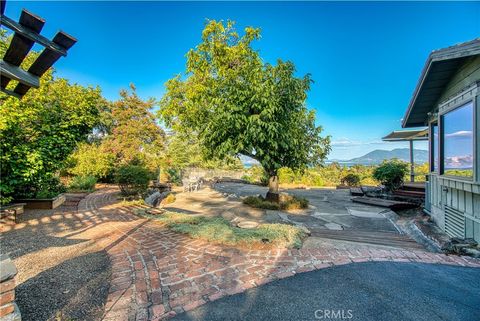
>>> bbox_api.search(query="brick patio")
[78,188,480,321]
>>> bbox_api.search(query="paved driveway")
[171,262,480,321]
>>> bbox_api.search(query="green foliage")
[373,160,409,191]
[120,198,146,206]
[243,196,281,210]
[242,165,269,186]
[67,143,115,180]
[148,212,305,248]
[115,165,151,196]
[341,173,361,187]
[68,175,97,192]
[162,193,176,205]
[159,20,330,192]
[0,48,103,202]
[103,85,165,171]
[280,195,309,210]
[243,195,309,211]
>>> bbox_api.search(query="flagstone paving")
[75,188,480,321]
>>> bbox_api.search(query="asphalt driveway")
[171,262,480,321]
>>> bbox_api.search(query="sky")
[4,1,480,160]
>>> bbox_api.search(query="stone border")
[0,254,21,321]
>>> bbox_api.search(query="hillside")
[335,148,428,165]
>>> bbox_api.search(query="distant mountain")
[332,148,428,165]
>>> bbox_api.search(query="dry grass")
[144,212,306,249]
[243,195,309,211]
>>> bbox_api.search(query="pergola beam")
[14,31,77,96]
[1,9,45,89]
[0,60,40,88]
[1,14,68,57]
[0,1,76,98]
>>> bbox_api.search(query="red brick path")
[78,188,480,321]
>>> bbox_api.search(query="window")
[442,101,474,178]
[430,122,439,172]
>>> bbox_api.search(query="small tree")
[372,160,409,191]
[103,84,165,170]
[160,20,330,200]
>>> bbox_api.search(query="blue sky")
[4,1,479,160]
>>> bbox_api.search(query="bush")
[68,175,97,192]
[280,195,309,210]
[67,143,115,180]
[162,193,176,205]
[341,173,361,187]
[243,196,281,210]
[115,165,151,196]
[243,195,309,211]
[15,174,66,199]
[372,160,409,191]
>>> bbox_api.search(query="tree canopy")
[102,84,165,169]
[159,20,330,194]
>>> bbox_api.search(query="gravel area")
[0,197,111,321]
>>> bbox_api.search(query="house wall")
[427,71,480,241]
[438,56,480,103]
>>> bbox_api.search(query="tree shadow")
[16,251,110,321]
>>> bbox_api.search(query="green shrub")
[243,195,309,211]
[115,165,151,196]
[162,193,176,205]
[68,175,97,192]
[146,212,305,248]
[341,173,361,187]
[280,196,309,210]
[67,143,115,180]
[15,174,66,199]
[243,196,281,210]
[372,160,409,191]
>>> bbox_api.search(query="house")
[402,38,480,241]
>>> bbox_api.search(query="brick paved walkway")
[78,188,480,321]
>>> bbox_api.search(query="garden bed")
[15,194,66,210]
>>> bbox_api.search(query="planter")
[15,194,66,210]
[0,203,26,224]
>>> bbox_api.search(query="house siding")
[438,56,480,104]
[426,62,480,242]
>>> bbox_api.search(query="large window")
[442,101,474,178]
[431,122,439,172]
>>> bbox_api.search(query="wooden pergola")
[0,0,76,99]
[382,128,429,182]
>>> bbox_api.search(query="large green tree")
[160,20,330,198]
[0,73,104,202]
[0,31,105,203]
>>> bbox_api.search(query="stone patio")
[4,186,480,321]
[81,187,480,320]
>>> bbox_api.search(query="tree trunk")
[268,175,279,193]
[265,172,280,202]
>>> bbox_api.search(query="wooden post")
[409,140,415,182]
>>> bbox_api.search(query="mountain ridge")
[330,148,428,165]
